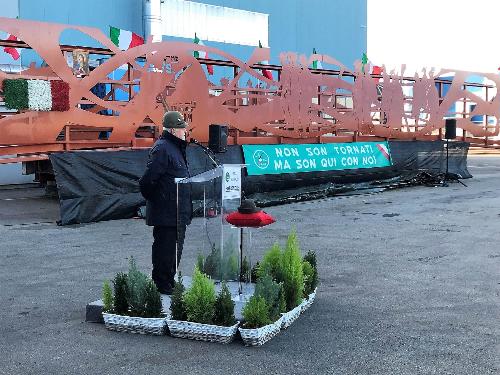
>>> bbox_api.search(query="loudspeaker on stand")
[209,124,228,153]
[445,118,456,140]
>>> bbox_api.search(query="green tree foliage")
[143,279,163,318]
[258,243,283,282]
[224,254,239,280]
[303,250,317,269]
[113,272,129,315]
[102,280,114,313]
[213,282,236,326]
[302,261,315,297]
[184,266,216,324]
[203,246,221,279]
[303,250,319,291]
[242,295,271,329]
[254,273,283,321]
[170,273,187,321]
[281,229,304,310]
[127,257,149,317]
[202,246,239,280]
[278,284,286,314]
[196,253,205,275]
[240,256,250,282]
[250,261,260,283]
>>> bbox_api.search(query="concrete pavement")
[0,156,499,374]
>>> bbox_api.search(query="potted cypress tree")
[300,251,319,312]
[101,257,167,335]
[238,273,286,346]
[256,230,306,329]
[166,267,240,344]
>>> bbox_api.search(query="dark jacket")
[139,131,192,227]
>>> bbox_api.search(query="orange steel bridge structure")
[1,17,500,167]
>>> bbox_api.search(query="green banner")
[242,142,392,175]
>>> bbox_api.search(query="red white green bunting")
[361,52,382,75]
[3,34,21,60]
[258,40,273,80]
[109,26,144,50]
[193,33,214,75]
[312,48,323,69]
[2,79,70,112]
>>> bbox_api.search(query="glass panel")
[177,164,245,285]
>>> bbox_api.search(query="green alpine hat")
[162,111,187,129]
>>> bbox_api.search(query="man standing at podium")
[139,111,192,295]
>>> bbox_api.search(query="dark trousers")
[152,225,186,291]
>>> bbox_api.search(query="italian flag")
[193,33,213,75]
[361,52,382,75]
[109,26,144,50]
[258,40,273,80]
[3,34,21,60]
[376,143,391,161]
[2,79,70,112]
[312,48,323,69]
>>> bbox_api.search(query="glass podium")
[176,164,248,289]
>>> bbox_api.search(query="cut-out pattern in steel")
[0,17,498,163]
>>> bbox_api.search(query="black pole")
[441,138,449,187]
[446,138,449,179]
[239,227,244,295]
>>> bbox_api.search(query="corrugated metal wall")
[16,0,366,67]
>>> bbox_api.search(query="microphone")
[189,138,219,167]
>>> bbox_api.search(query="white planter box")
[239,318,282,346]
[300,288,317,313]
[102,312,167,335]
[280,303,303,329]
[166,319,239,344]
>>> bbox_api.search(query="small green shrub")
[108,258,167,318]
[202,245,240,280]
[203,246,221,279]
[143,279,163,318]
[113,272,129,315]
[278,284,286,314]
[242,295,271,329]
[254,273,282,321]
[196,253,205,274]
[303,251,319,290]
[250,261,260,283]
[303,250,317,269]
[240,256,250,282]
[184,266,216,324]
[170,273,187,321]
[223,254,239,280]
[258,243,283,282]
[302,261,315,297]
[281,229,304,310]
[127,257,149,317]
[213,282,236,326]
[102,280,113,313]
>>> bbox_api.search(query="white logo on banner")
[252,150,270,169]
[222,165,241,200]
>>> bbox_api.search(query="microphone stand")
[189,138,220,168]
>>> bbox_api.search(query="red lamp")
[225,199,276,295]
[226,199,275,227]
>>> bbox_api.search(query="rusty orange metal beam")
[0,16,498,166]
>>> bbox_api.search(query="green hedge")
[3,79,28,110]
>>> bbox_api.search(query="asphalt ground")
[0,156,499,375]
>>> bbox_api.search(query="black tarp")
[50,140,470,225]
